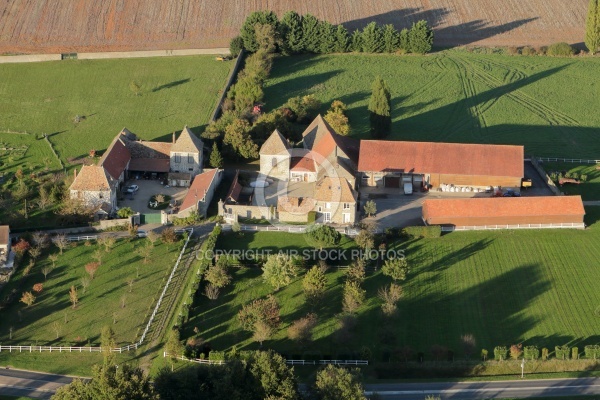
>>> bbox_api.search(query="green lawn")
[541,161,600,201]
[184,223,600,363]
[0,238,183,347]
[0,56,232,163]
[264,51,600,158]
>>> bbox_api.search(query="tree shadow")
[265,70,344,111]
[435,18,539,47]
[343,8,450,32]
[151,78,191,93]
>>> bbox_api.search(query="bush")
[230,36,244,57]
[585,345,600,360]
[524,345,539,360]
[307,211,317,224]
[555,345,570,360]
[521,46,537,56]
[402,226,441,238]
[547,42,575,57]
[542,347,549,361]
[494,346,508,361]
[572,347,579,360]
[208,351,226,361]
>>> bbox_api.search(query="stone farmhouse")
[70,126,204,216]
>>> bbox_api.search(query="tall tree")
[318,21,337,53]
[224,118,259,160]
[250,350,300,399]
[53,364,158,400]
[261,254,299,291]
[254,23,279,53]
[382,24,400,53]
[368,76,392,138]
[165,329,184,371]
[302,14,322,53]
[303,265,327,304]
[324,100,350,135]
[240,11,279,52]
[209,142,224,168]
[334,25,351,53]
[586,0,600,54]
[280,11,304,54]
[101,325,116,366]
[350,29,363,52]
[408,20,434,54]
[313,364,366,400]
[361,22,384,53]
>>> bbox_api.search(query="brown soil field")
[0,0,587,54]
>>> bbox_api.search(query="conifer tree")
[586,0,600,54]
[280,11,304,54]
[368,76,392,139]
[209,142,224,168]
[382,24,400,53]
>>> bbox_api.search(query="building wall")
[220,204,270,220]
[430,174,521,188]
[70,188,115,210]
[178,170,222,218]
[424,214,584,227]
[260,154,289,180]
[278,210,309,223]
[315,201,356,225]
[290,171,318,182]
[170,151,202,176]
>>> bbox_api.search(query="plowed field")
[0,0,587,54]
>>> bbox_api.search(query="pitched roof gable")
[260,129,290,155]
[69,165,116,191]
[180,169,219,211]
[423,196,586,220]
[305,115,360,165]
[358,140,524,178]
[172,126,203,153]
[314,177,357,203]
[99,136,131,180]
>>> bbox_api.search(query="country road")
[0,368,75,399]
[364,377,600,399]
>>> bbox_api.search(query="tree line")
[231,11,434,56]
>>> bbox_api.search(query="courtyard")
[118,179,189,214]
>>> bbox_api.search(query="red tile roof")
[290,156,316,172]
[180,169,219,211]
[314,177,357,203]
[99,137,131,180]
[358,140,524,178]
[423,196,585,220]
[303,115,360,165]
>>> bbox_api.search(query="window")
[318,206,322,212]
[174,154,181,163]
[326,202,331,209]
[324,212,331,222]
[343,203,350,209]
[189,168,193,171]
[188,154,194,163]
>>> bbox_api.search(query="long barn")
[358,140,524,190]
[422,196,586,230]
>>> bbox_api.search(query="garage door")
[384,176,400,188]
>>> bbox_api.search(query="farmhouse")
[358,140,524,191]
[70,126,204,215]
[422,196,585,230]
[178,169,223,218]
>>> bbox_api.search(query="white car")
[404,182,413,195]
[136,230,147,238]
[127,185,139,192]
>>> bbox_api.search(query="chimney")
[172,132,176,144]
[74,168,78,179]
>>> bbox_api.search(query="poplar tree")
[586,0,600,54]
[368,76,392,138]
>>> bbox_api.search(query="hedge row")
[402,226,442,238]
[493,345,600,361]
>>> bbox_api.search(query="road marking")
[364,384,600,395]
[0,383,56,393]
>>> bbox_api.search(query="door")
[384,176,400,188]
[324,212,331,223]
[343,213,351,223]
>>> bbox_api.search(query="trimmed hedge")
[523,345,539,360]
[555,345,571,360]
[494,346,508,361]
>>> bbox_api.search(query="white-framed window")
[326,202,331,209]
[343,203,350,209]
[343,213,351,223]
[324,212,331,222]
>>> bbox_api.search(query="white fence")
[441,222,585,232]
[537,157,600,164]
[3,228,194,354]
[66,235,98,242]
[163,352,367,366]
[222,224,370,236]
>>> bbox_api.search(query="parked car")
[503,189,521,197]
[404,182,413,195]
[136,230,147,238]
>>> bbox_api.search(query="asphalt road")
[0,368,74,399]
[364,378,600,399]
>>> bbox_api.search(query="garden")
[542,161,600,201]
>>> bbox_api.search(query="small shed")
[422,196,585,230]
[168,172,192,187]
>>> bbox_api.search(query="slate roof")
[180,169,219,211]
[358,140,524,178]
[260,129,290,155]
[422,196,585,220]
[70,165,116,191]
[314,177,357,203]
[171,126,203,153]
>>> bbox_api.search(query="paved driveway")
[118,179,188,214]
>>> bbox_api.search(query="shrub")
[229,36,244,57]
[402,226,441,238]
[494,346,508,361]
[287,313,317,344]
[208,351,226,361]
[555,345,570,360]
[307,211,317,224]
[510,344,523,360]
[585,345,600,360]
[542,347,549,361]
[481,349,488,361]
[521,46,537,56]
[572,347,579,360]
[523,345,539,360]
[547,42,575,56]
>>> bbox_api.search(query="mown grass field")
[542,161,600,201]
[184,216,600,362]
[0,238,183,346]
[0,56,231,163]
[264,51,600,158]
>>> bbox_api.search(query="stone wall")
[170,152,202,176]
[220,204,270,220]
[98,218,130,230]
[260,154,289,180]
